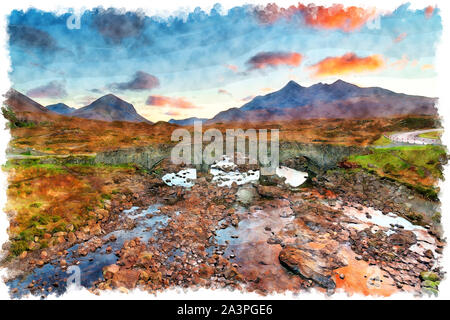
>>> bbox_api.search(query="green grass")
[3,160,66,173]
[350,145,445,175]
[348,145,447,198]
[372,135,392,146]
[418,131,442,139]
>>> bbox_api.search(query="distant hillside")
[4,89,51,113]
[71,94,152,123]
[168,117,207,126]
[209,80,437,123]
[46,103,75,115]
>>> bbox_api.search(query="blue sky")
[7,3,442,121]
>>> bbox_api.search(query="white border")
[0,0,449,300]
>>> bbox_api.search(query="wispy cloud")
[109,71,160,91]
[26,80,67,98]
[146,95,198,109]
[390,55,409,70]
[394,32,407,43]
[165,110,181,116]
[310,53,384,77]
[218,89,232,97]
[246,51,302,71]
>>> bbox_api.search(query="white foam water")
[275,166,308,187]
[210,155,259,187]
[162,168,197,187]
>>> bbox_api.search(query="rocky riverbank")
[3,158,444,298]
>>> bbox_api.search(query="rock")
[259,174,285,186]
[103,264,120,280]
[281,156,309,172]
[112,269,140,289]
[387,230,416,248]
[54,231,67,237]
[137,251,153,264]
[28,241,39,251]
[424,249,434,259]
[68,232,77,243]
[338,161,360,169]
[198,264,215,279]
[279,246,336,290]
[257,185,285,198]
[235,185,258,205]
[267,237,282,245]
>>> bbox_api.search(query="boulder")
[259,174,285,186]
[279,246,336,290]
[387,230,417,248]
[112,269,140,289]
[257,185,286,198]
[236,184,259,205]
[103,265,120,280]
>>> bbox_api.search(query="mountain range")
[4,90,152,124]
[4,80,437,125]
[209,80,437,123]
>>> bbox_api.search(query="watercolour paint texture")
[0,2,447,298]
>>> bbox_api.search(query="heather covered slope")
[4,89,51,114]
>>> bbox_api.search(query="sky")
[7,3,442,122]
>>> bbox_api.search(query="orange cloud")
[300,4,377,31]
[225,64,238,72]
[146,95,197,109]
[390,55,409,70]
[394,32,407,43]
[247,51,302,70]
[310,53,384,77]
[165,110,181,116]
[255,3,377,32]
[425,6,434,19]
